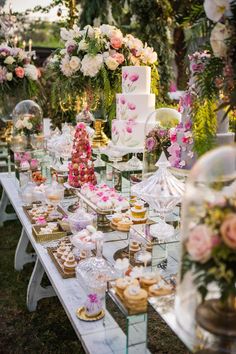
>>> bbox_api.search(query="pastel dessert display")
[123,284,148,313]
[80,183,130,211]
[84,293,103,318]
[131,201,147,223]
[68,122,97,188]
[112,66,156,148]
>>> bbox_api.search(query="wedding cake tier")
[112,66,156,149]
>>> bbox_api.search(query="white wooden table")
[0,172,191,353]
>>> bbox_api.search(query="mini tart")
[56,245,67,259]
[63,253,77,273]
[115,277,139,299]
[129,240,140,252]
[117,218,133,231]
[123,285,148,313]
[148,281,174,297]
[111,213,123,226]
[140,274,159,291]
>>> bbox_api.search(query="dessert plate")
[76,307,105,321]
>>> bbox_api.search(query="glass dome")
[143,108,181,178]
[12,100,43,149]
[175,145,236,352]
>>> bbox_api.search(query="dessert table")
[0,172,192,353]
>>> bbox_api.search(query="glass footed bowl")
[45,181,64,218]
[68,208,95,235]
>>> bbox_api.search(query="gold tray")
[32,223,67,243]
[23,205,67,224]
[47,246,76,279]
[76,307,105,321]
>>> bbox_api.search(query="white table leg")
[14,228,36,271]
[27,257,56,312]
[0,188,17,227]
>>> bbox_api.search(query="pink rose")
[186,225,214,263]
[127,102,136,110]
[129,73,139,82]
[112,52,125,64]
[220,214,236,249]
[110,36,123,50]
[15,66,25,78]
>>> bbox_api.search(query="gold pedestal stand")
[92,120,110,148]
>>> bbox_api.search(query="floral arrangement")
[182,190,236,302]
[47,24,159,126]
[0,43,40,105]
[15,113,42,136]
[145,127,171,154]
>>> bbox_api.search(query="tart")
[63,253,77,273]
[148,280,174,297]
[129,240,140,252]
[140,272,160,291]
[117,217,133,232]
[123,285,148,313]
[115,277,139,300]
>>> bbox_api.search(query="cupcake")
[63,253,77,273]
[97,196,113,210]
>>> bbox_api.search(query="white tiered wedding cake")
[111,66,156,149]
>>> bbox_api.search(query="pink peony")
[220,214,236,249]
[145,137,157,152]
[112,52,125,64]
[129,73,139,82]
[110,36,123,50]
[170,132,177,143]
[186,225,214,263]
[15,67,25,78]
[127,102,136,110]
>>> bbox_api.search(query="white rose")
[6,72,13,81]
[24,64,38,80]
[105,56,119,70]
[4,56,15,65]
[80,54,103,77]
[204,0,230,22]
[140,46,157,64]
[60,55,74,77]
[69,56,81,71]
[124,34,143,52]
[83,25,95,38]
[60,28,73,41]
[110,29,123,40]
[78,39,89,51]
[100,24,115,37]
[26,122,33,130]
[15,120,23,130]
[210,23,230,57]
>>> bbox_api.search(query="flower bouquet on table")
[47,23,159,127]
[0,43,40,118]
[143,127,171,175]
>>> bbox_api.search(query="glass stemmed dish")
[132,152,185,239]
[45,180,64,219]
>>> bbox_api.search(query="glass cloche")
[12,100,43,149]
[175,145,236,352]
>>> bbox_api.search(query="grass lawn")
[0,195,189,354]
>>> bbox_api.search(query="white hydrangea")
[24,64,38,80]
[100,24,116,37]
[80,54,103,77]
